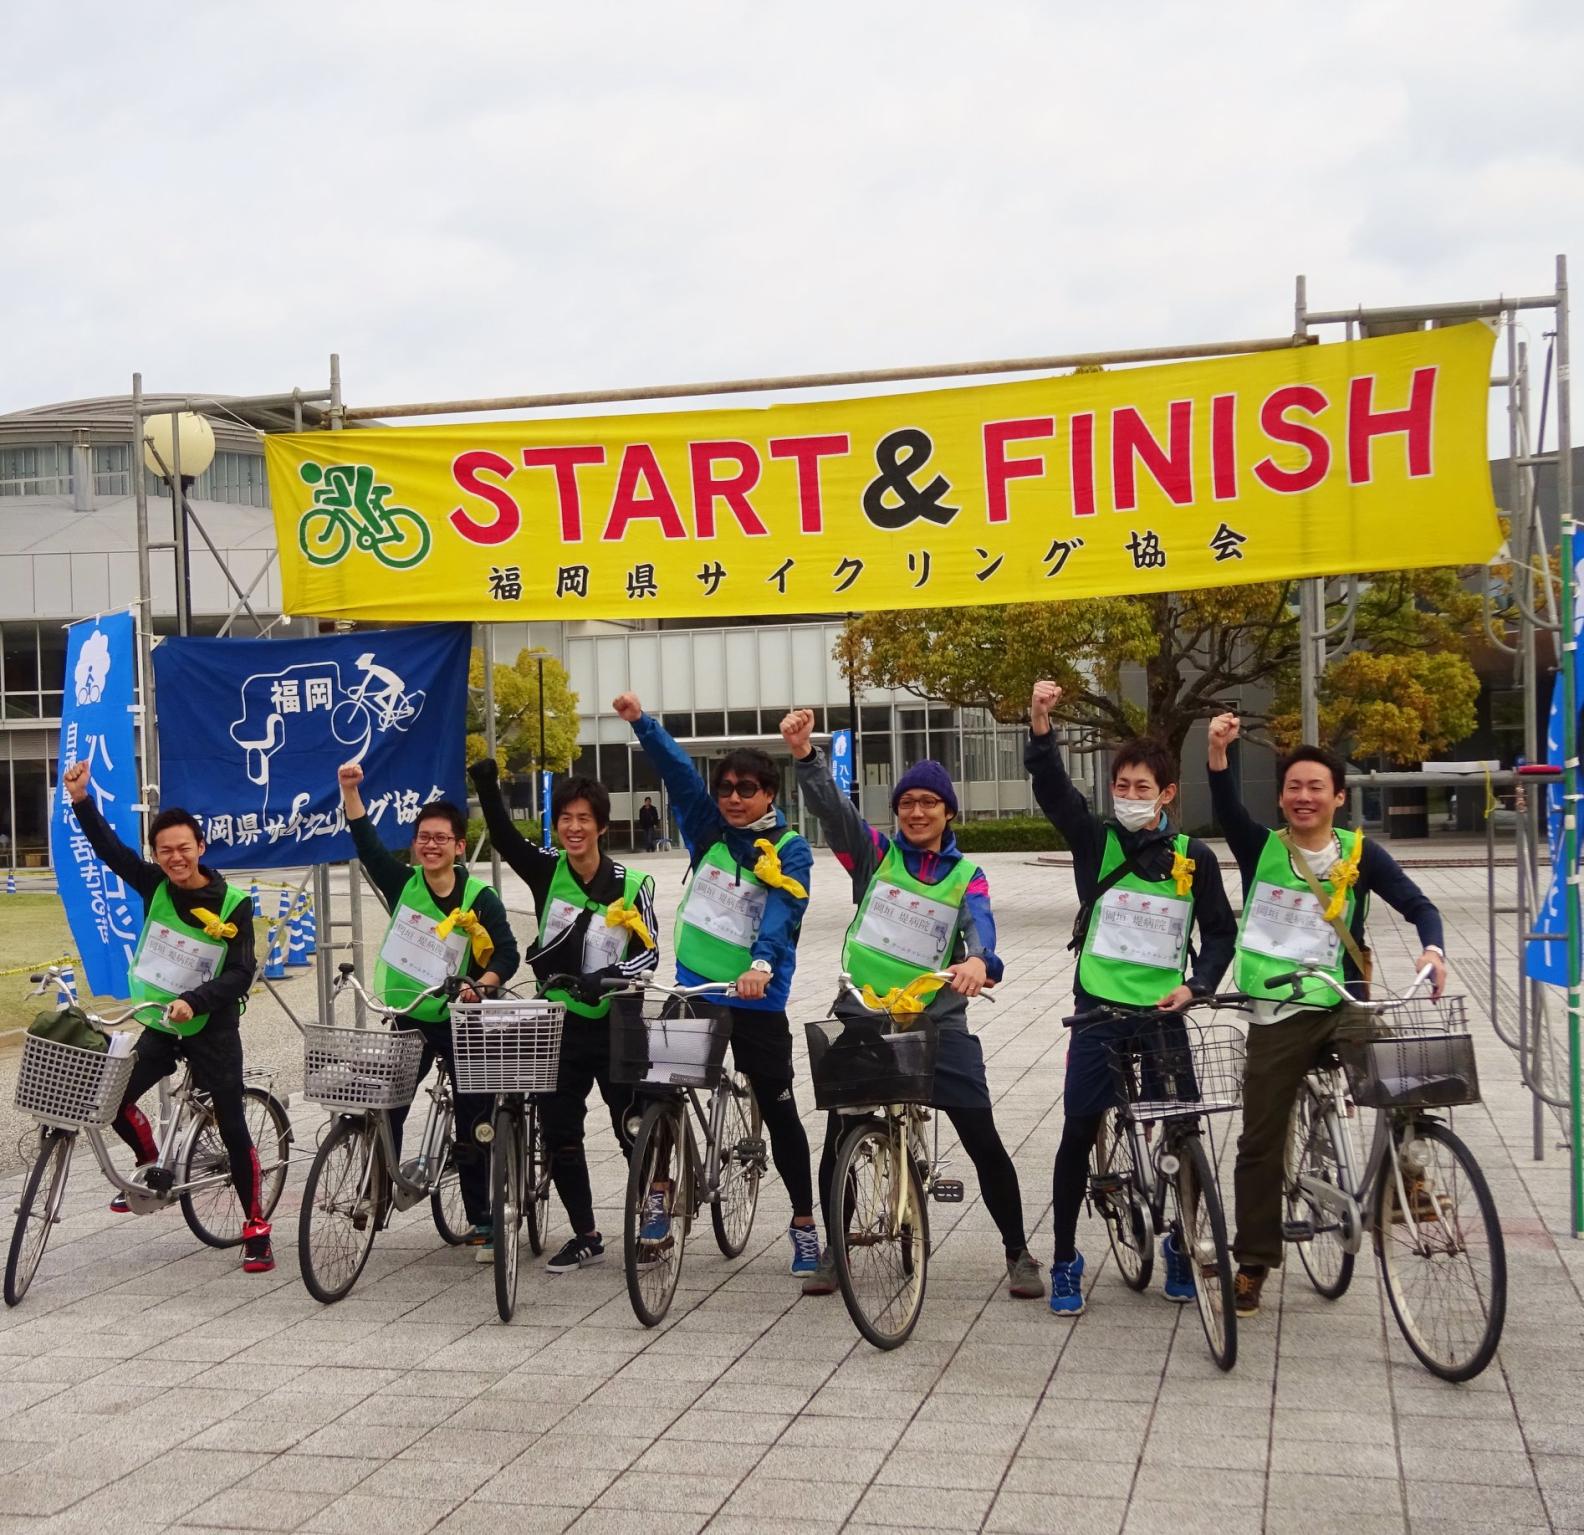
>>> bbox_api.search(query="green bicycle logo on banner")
[296,463,433,570]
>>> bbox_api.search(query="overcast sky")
[6,2,1581,424]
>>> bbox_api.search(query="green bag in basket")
[27,1006,107,1054]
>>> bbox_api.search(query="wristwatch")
[750,959,774,977]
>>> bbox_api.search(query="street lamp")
[143,411,216,637]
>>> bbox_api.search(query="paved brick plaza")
[0,849,1578,1534]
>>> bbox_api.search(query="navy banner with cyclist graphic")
[152,624,470,870]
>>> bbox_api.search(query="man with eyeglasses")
[612,693,822,1277]
[782,713,1045,1301]
[338,763,520,1249]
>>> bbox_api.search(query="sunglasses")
[715,779,764,800]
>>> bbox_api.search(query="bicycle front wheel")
[181,1086,292,1247]
[525,1103,549,1258]
[492,1108,523,1323]
[299,1117,383,1305]
[711,1073,763,1258]
[831,1119,929,1351]
[1092,1108,1152,1292]
[5,1130,74,1307]
[624,1098,687,1327]
[1375,1118,1506,1383]
[1285,1085,1355,1299]
[431,1144,471,1245]
[1170,1132,1236,1372]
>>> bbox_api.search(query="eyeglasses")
[715,779,764,800]
[413,832,457,846]
[896,795,945,812]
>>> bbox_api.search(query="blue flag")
[830,729,854,795]
[52,613,145,996]
[153,624,470,870]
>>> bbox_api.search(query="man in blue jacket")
[613,692,821,1276]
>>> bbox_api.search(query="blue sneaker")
[788,1222,821,1276]
[639,1189,671,1243]
[1048,1252,1086,1316]
[1162,1234,1195,1303]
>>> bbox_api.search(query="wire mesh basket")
[450,998,565,1094]
[1348,996,1478,1108]
[805,1016,938,1111]
[1106,1018,1246,1118]
[303,1025,425,1111]
[610,992,732,1089]
[14,1034,137,1129]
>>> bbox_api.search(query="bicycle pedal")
[931,1179,965,1203]
[1088,1173,1126,1196]
[143,1166,175,1194]
[735,1138,766,1160]
[1282,1218,1315,1242]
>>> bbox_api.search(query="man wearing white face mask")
[1026,682,1237,1316]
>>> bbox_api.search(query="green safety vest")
[1235,827,1365,1008]
[674,831,795,982]
[538,859,652,1020]
[842,841,978,999]
[373,867,490,1024]
[1076,828,1195,1008]
[129,882,251,1037]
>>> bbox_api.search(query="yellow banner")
[265,324,1500,622]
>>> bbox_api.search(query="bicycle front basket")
[805,1017,938,1111]
[450,999,565,1095]
[1349,997,1478,1109]
[303,1025,425,1111]
[1106,1018,1246,1119]
[609,993,732,1089]
[14,1034,137,1129]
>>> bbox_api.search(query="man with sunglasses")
[613,693,822,1277]
[338,763,519,1249]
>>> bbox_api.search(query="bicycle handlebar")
[1261,962,1435,1009]
[1063,993,1242,1030]
[835,970,996,1010]
[26,967,169,1028]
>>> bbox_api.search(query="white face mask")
[1113,797,1163,833]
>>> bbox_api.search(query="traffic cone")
[287,897,309,967]
[301,898,317,957]
[250,881,261,917]
[5,872,14,895]
[264,921,286,980]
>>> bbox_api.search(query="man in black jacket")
[65,762,271,1271]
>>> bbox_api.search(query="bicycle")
[1073,998,1245,1371]
[605,979,765,1327]
[803,973,981,1351]
[297,966,476,1303]
[1272,964,1505,1382]
[450,990,564,1322]
[6,966,293,1307]
[297,463,432,570]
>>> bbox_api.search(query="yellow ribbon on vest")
[1170,848,1196,898]
[189,907,238,941]
[605,898,655,951]
[752,838,808,901]
[1321,833,1365,923]
[860,971,947,1024]
[434,907,495,967]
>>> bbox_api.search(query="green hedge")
[952,817,1067,853]
[468,816,542,850]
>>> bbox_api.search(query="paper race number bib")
[379,908,469,988]
[854,886,958,970]
[678,865,768,948]
[543,897,628,973]
[1240,881,1341,966]
[132,922,224,996]
[1088,887,1190,971]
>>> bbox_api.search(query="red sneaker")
[242,1219,275,1274]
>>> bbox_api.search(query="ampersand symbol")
[862,428,959,530]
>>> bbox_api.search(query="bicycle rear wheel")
[1375,1118,1506,1382]
[181,1086,292,1247]
[5,1130,74,1307]
[525,1102,549,1258]
[492,1107,523,1322]
[831,1119,929,1351]
[1284,1085,1355,1299]
[431,1145,471,1244]
[711,1073,763,1258]
[1092,1108,1152,1292]
[299,1117,383,1305]
[1170,1132,1236,1372]
[624,1098,687,1327]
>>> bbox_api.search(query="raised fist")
[612,693,642,723]
[468,757,499,786]
[64,761,90,804]
[1030,680,1062,718]
[780,708,815,757]
[1208,713,1241,749]
[337,762,364,790]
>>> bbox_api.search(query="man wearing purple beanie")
[783,709,1044,1301]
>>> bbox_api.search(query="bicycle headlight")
[1158,1152,1181,1177]
[623,1113,645,1138]
[474,1122,495,1145]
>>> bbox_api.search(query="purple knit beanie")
[891,760,959,817]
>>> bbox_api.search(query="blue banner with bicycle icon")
[152,624,470,870]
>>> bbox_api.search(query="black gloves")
[469,757,499,787]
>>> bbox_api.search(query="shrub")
[951,817,1067,853]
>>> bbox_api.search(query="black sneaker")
[545,1233,605,1273]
